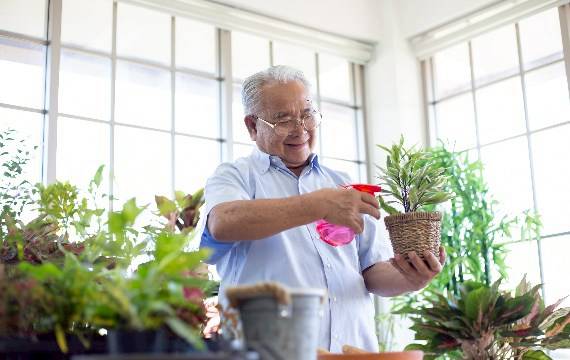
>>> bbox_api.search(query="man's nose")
[289,119,306,135]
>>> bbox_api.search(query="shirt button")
[333,297,337,302]
[326,263,332,268]
[333,334,339,340]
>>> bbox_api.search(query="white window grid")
[0,0,370,210]
[423,4,570,301]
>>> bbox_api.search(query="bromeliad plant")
[376,136,453,258]
[402,277,570,360]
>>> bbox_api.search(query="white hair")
[241,65,311,116]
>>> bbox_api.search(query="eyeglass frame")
[253,109,323,136]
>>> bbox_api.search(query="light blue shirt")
[199,147,393,352]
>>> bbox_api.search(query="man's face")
[245,80,317,170]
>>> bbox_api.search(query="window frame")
[422,4,570,303]
[0,0,371,208]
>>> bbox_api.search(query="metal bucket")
[236,288,326,360]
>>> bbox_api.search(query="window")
[425,6,570,310]
[0,0,368,212]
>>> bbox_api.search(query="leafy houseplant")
[376,136,453,258]
[0,128,214,356]
[379,145,544,353]
[401,277,570,360]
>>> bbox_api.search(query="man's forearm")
[362,261,422,297]
[207,194,322,242]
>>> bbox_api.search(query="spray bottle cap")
[344,184,382,195]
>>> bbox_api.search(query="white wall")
[395,0,498,37]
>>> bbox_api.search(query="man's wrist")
[301,191,325,220]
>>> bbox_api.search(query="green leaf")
[378,195,399,215]
[174,190,189,208]
[92,165,104,187]
[155,195,177,216]
[55,324,68,353]
[122,198,144,224]
[521,350,552,360]
[465,287,493,320]
[19,262,62,280]
[166,317,205,350]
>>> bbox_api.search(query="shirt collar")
[251,146,322,175]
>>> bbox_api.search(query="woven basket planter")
[384,211,442,259]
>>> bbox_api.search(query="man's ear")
[244,115,257,141]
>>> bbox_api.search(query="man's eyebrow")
[272,112,289,119]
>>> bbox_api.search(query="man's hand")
[312,188,380,234]
[390,246,446,290]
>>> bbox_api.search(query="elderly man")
[199,65,445,352]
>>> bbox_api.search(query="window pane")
[433,42,471,99]
[175,136,220,193]
[480,137,534,220]
[56,116,109,191]
[501,240,541,291]
[115,61,171,130]
[321,158,359,183]
[0,0,46,39]
[541,235,570,305]
[117,3,170,65]
[472,25,519,85]
[532,125,570,236]
[59,49,111,120]
[320,103,357,160]
[0,38,45,109]
[526,62,570,131]
[232,143,254,160]
[113,126,171,205]
[61,0,112,53]
[0,107,43,183]
[319,53,351,103]
[232,84,250,143]
[519,8,563,69]
[175,73,219,137]
[231,31,269,80]
[175,18,216,74]
[273,42,316,90]
[476,77,526,144]
[435,94,477,151]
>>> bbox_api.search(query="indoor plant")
[0,128,214,356]
[379,145,543,353]
[401,277,570,360]
[376,136,453,259]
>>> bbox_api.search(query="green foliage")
[380,144,546,354]
[401,277,570,360]
[0,128,213,353]
[0,129,36,239]
[376,135,453,214]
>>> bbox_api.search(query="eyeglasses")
[254,109,322,137]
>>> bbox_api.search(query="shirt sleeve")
[357,215,394,272]
[199,162,253,264]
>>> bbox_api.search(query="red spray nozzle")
[345,184,382,195]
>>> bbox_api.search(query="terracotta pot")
[318,351,423,360]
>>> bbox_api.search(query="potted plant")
[0,128,216,357]
[376,136,453,259]
[88,194,214,354]
[401,277,570,360]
